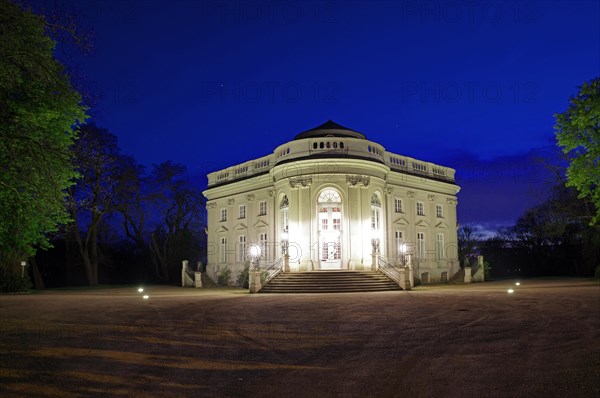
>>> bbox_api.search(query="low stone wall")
[208,263,247,287]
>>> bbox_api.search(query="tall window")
[416,202,425,216]
[436,233,444,260]
[238,235,246,262]
[371,194,381,231]
[259,201,267,216]
[280,196,289,233]
[394,198,403,213]
[395,230,404,257]
[259,233,267,260]
[317,189,343,266]
[417,232,425,259]
[436,204,443,218]
[219,237,227,263]
[239,205,246,219]
[220,209,227,222]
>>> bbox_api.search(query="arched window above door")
[318,188,341,203]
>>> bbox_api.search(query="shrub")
[260,270,269,284]
[217,267,232,286]
[238,262,250,288]
[0,268,32,293]
[594,265,600,279]
[483,260,492,280]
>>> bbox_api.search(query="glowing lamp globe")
[249,244,261,259]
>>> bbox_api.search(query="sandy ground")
[0,278,599,397]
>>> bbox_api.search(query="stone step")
[259,271,401,293]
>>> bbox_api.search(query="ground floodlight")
[507,289,514,294]
[138,287,144,293]
[515,282,520,286]
[143,295,149,300]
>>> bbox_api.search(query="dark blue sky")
[43,0,600,232]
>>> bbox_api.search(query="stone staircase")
[259,270,401,293]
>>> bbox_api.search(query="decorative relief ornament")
[246,194,255,201]
[290,177,312,189]
[428,194,435,201]
[206,202,217,209]
[446,198,458,205]
[346,175,370,187]
[407,191,415,198]
[227,198,235,205]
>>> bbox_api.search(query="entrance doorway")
[318,189,342,269]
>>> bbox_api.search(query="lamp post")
[249,243,262,270]
[281,231,290,272]
[248,243,262,293]
[20,261,26,278]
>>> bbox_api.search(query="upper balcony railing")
[207,137,455,187]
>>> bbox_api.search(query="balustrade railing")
[377,255,404,285]
[260,257,284,285]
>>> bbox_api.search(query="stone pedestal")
[194,272,202,288]
[371,253,378,271]
[181,260,189,287]
[249,270,262,293]
[464,266,472,283]
[396,266,412,291]
[404,266,412,290]
[406,258,414,289]
[478,255,485,282]
[284,255,290,272]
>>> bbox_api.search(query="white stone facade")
[203,121,460,286]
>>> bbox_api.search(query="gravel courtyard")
[1,278,599,397]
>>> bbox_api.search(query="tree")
[457,224,483,266]
[488,184,600,277]
[147,162,206,282]
[67,124,123,285]
[0,0,87,275]
[118,161,206,282]
[555,77,600,225]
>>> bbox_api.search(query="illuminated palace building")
[203,121,460,289]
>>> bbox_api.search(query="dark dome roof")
[294,120,366,140]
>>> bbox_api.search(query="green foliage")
[594,265,600,280]
[555,77,600,225]
[260,271,269,285]
[0,0,87,273]
[483,260,492,280]
[218,267,231,286]
[237,262,250,288]
[0,267,33,293]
